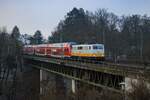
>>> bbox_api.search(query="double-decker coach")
[35,44,48,56]
[23,45,35,55]
[24,42,76,58]
[48,42,75,57]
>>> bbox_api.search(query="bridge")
[24,55,150,94]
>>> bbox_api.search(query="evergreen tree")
[33,30,43,44]
[11,25,20,39]
[48,8,150,61]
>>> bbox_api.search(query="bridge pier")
[123,77,150,91]
[24,56,150,94]
[72,79,76,93]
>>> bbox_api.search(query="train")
[23,42,105,60]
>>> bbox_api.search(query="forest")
[23,8,150,62]
[0,26,23,99]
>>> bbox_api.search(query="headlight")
[101,54,104,57]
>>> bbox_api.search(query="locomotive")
[24,42,105,60]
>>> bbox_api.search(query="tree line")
[21,7,150,61]
[47,8,150,61]
[0,26,23,99]
[22,30,44,45]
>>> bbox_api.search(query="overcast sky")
[0,0,150,38]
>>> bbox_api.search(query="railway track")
[24,55,150,71]
[24,55,150,83]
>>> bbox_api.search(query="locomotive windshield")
[93,45,103,49]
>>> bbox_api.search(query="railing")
[24,55,150,93]
[24,55,150,77]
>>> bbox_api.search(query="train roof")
[47,42,76,47]
[24,43,104,48]
[72,44,104,47]
[50,42,76,45]
[24,45,35,47]
[24,42,76,47]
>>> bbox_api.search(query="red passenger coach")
[35,44,47,56]
[23,45,35,55]
[64,43,72,57]
[24,42,76,58]
[49,43,73,58]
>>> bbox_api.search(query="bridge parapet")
[24,55,150,80]
[24,55,150,93]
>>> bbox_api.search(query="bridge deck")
[24,55,150,94]
[24,55,150,80]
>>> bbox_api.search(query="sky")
[0,0,150,39]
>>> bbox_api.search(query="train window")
[83,46,88,50]
[85,46,89,50]
[78,46,83,50]
[89,46,91,50]
[93,46,103,49]
[93,46,98,49]
[98,46,103,49]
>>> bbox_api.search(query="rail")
[24,55,150,78]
